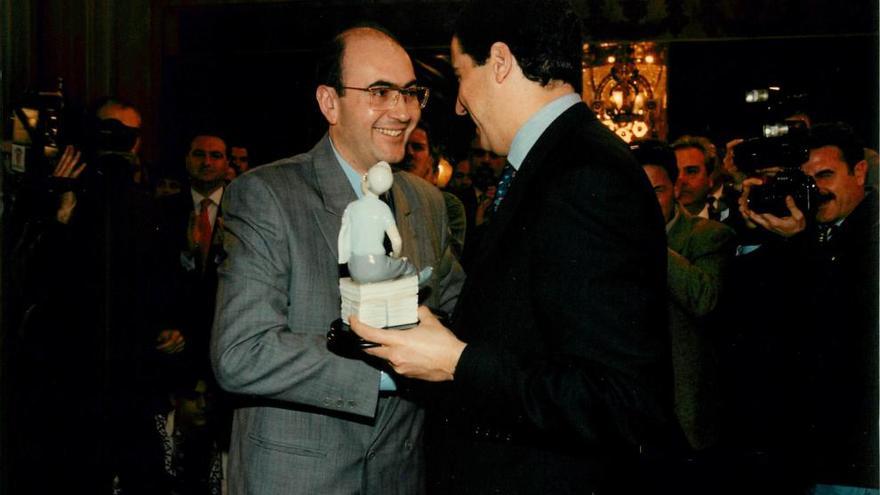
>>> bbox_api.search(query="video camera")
[735,87,819,218]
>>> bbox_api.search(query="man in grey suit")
[211,26,464,494]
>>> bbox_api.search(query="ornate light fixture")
[582,42,668,143]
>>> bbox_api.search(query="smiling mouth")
[375,128,404,137]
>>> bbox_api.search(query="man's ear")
[854,159,868,186]
[316,85,339,125]
[488,42,514,84]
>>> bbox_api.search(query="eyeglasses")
[342,85,430,110]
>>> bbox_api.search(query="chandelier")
[582,42,667,143]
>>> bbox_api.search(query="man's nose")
[455,98,467,116]
[387,92,413,121]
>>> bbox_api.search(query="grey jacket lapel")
[312,135,358,261]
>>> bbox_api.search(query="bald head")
[97,101,142,129]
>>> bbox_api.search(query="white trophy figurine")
[337,161,430,329]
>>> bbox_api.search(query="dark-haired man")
[211,26,463,494]
[350,1,670,492]
[155,133,231,374]
[735,122,878,494]
[633,139,735,492]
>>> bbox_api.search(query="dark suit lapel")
[312,135,359,262]
[470,103,588,269]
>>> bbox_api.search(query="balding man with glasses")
[210,24,463,495]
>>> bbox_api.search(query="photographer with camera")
[730,122,878,494]
[7,97,177,494]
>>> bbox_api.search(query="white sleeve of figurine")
[338,206,352,263]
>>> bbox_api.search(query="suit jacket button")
[348,400,357,408]
[336,399,344,408]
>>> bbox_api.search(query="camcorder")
[736,88,819,218]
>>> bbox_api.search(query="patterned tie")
[196,198,213,262]
[817,223,837,244]
[489,161,517,215]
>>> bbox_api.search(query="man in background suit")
[633,139,736,493]
[155,132,231,375]
[211,26,463,494]
[351,1,670,493]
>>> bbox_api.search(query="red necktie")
[197,198,213,262]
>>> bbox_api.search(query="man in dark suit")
[155,132,231,374]
[735,123,878,493]
[350,1,671,492]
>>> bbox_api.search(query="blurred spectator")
[632,139,736,493]
[154,174,184,198]
[403,122,467,258]
[95,97,148,187]
[113,371,225,495]
[8,131,170,493]
[672,135,718,219]
[228,143,250,179]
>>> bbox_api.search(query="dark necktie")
[707,196,720,221]
[489,161,517,215]
[380,191,395,254]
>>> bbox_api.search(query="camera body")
[746,166,819,218]
[737,88,818,217]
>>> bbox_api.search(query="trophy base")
[326,318,417,358]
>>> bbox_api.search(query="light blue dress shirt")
[506,92,582,170]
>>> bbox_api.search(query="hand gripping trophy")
[329,162,431,353]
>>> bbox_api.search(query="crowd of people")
[3,0,877,494]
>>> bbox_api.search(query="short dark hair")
[807,122,865,172]
[453,0,583,91]
[186,131,228,158]
[631,139,678,183]
[315,23,402,95]
[671,135,718,175]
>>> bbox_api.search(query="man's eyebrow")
[367,79,419,88]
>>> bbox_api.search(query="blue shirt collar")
[329,137,364,198]
[506,93,581,171]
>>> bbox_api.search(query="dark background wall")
[2,0,877,172]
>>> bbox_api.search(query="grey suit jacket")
[666,206,736,450]
[211,135,464,494]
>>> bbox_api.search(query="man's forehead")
[190,136,225,150]
[409,129,428,142]
[675,147,705,165]
[341,30,415,86]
